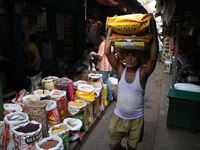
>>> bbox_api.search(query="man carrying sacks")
[105,13,158,150]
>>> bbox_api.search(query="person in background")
[24,33,41,77]
[90,32,114,102]
[40,30,57,77]
[76,42,95,74]
[105,14,158,150]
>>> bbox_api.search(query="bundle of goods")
[75,84,95,102]
[23,100,48,138]
[73,80,87,89]
[54,77,74,101]
[106,13,152,51]
[41,76,58,91]
[87,73,103,89]
[42,100,61,126]
[49,90,68,121]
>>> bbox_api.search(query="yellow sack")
[110,32,152,50]
[75,90,95,102]
[106,14,151,35]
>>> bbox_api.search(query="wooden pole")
[0,80,4,120]
[172,23,181,88]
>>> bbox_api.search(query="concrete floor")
[71,62,200,150]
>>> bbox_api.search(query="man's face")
[124,52,140,67]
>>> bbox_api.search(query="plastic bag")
[174,83,200,93]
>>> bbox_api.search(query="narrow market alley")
[76,62,200,150]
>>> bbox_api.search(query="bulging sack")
[35,135,64,150]
[11,120,42,150]
[3,112,29,150]
[110,32,152,50]
[106,14,151,35]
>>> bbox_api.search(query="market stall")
[156,0,200,132]
[0,70,115,149]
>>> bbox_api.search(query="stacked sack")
[106,13,152,51]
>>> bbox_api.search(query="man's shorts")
[109,113,144,149]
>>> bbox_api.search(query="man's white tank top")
[114,66,144,120]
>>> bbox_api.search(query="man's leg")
[109,142,126,150]
[127,142,136,150]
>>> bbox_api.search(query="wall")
[21,10,47,42]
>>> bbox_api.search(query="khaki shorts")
[109,113,144,149]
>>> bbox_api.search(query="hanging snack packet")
[49,90,67,121]
[35,135,64,150]
[48,123,69,150]
[24,100,48,138]
[11,120,42,150]
[3,112,29,150]
[42,100,61,126]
